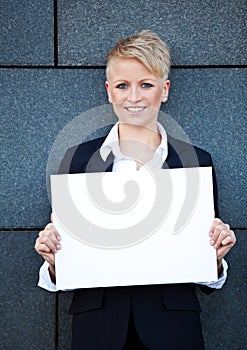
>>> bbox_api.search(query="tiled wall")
[1,1,246,349]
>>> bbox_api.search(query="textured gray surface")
[1,68,246,228]
[0,231,56,350]
[58,0,246,66]
[198,230,247,350]
[0,68,108,228]
[165,68,247,226]
[0,0,54,65]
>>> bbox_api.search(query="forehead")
[107,58,158,81]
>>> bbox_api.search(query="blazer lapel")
[86,148,114,173]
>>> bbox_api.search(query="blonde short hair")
[106,30,171,80]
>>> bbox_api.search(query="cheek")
[109,91,125,104]
[149,91,164,107]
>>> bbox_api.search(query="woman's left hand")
[209,218,236,273]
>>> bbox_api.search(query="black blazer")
[59,135,218,350]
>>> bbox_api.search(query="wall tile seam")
[0,228,44,231]
[0,65,246,70]
[54,0,58,68]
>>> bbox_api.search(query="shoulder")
[73,136,106,155]
[166,135,213,168]
[58,136,107,174]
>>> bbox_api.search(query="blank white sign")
[51,167,217,290]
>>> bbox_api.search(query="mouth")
[124,106,146,113]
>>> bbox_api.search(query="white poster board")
[51,167,217,290]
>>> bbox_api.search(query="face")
[105,58,170,129]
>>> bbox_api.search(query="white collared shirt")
[38,122,227,291]
[100,122,168,171]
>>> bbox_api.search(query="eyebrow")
[111,78,158,84]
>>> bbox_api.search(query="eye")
[116,83,128,89]
[142,83,153,88]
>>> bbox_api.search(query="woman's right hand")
[35,222,61,266]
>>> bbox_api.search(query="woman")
[35,30,236,349]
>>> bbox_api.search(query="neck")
[118,122,161,167]
[118,122,161,149]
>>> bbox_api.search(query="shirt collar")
[100,122,168,164]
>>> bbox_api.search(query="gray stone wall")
[0,1,246,349]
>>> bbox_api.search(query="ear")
[105,81,112,103]
[161,80,170,102]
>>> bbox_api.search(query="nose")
[127,87,142,103]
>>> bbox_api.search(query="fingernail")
[57,244,61,250]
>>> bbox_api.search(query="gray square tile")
[0,231,56,350]
[1,1,54,65]
[58,0,246,66]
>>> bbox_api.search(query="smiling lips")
[125,106,146,113]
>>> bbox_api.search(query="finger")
[37,233,61,253]
[39,224,61,243]
[35,242,53,254]
[211,230,236,263]
[209,224,224,245]
[210,229,229,248]
[210,219,230,234]
[35,239,60,266]
[44,223,60,237]
[209,220,229,242]
[220,231,236,247]
[216,234,236,261]
[44,229,61,246]
[209,218,222,236]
